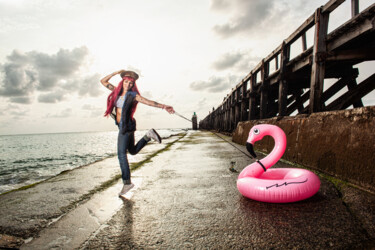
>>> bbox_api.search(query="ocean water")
[0,129,185,194]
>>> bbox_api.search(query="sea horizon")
[0,126,190,137]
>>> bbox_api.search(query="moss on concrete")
[60,132,187,213]
[275,153,370,195]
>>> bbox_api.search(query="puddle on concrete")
[21,177,143,250]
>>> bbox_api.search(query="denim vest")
[114,91,137,134]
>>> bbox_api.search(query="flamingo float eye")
[254,128,260,134]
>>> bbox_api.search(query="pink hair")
[104,76,140,120]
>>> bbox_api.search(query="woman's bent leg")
[118,131,131,184]
[128,132,148,155]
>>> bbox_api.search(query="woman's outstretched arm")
[100,70,124,91]
[135,95,175,114]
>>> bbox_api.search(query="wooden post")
[248,73,257,120]
[260,60,269,119]
[234,89,239,128]
[213,110,217,130]
[228,97,231,131]
[217,107,220,131]
[309,7,329,113]
[232,93,236,130]
[351,0,359,17]
[302,33,307,51]
[225,97,230,131]
[241,80,248,121]
[275,55,279,70]
[230,94,234,131]
[278,42,290,116]
[220,106,225,131]
[223,101,227,131]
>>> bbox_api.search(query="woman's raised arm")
[135,95,175,114]
[100,70,124,91]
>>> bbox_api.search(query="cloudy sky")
[0,0,374,135]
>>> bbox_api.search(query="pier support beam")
[248,74,257,120]
[260,60,269,119]
[240,81,248,122]
[278,42,290,116]
[309,7,329,113]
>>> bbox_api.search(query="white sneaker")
[118,183,135,197]
[146,129,162,143]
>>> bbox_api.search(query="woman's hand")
[101,70,124,91]
[163,105,175,114]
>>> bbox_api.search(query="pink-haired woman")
[101,70,174,197]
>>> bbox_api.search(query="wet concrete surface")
[1,130,374,249]
[20,178,142,249]
[0,136,177,248]
[81,131,375,249]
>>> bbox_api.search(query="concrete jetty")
[0,131,374,249]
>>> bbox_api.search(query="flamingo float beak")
[246,143,257,158]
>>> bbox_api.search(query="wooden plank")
[295,90,306,113]
[322,0,345,13]
[327,4,375,51]
[326,48,375,61]
[288,47,313,73]
[324,64,359,78]
[322,76,352,102]
[347,78,364,107]
[302,72,367,113]
[287,90,310,115]
[303,73,358,113]
[285,14,315,45]
[268,69,281,85]
[309,7,329,113]
[235,79,245,90]
[326,73,375,110]
[264,44,283,64]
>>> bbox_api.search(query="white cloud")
[0,47,102,104]
[45,108,72,118]
[189,74,241,93]
[210,0,328,39]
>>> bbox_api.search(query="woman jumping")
[101,70,175,197]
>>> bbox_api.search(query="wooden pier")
[200,0,375,131]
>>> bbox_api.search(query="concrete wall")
[232,106,375,193]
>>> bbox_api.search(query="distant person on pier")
[100,70,175,197]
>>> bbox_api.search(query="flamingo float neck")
[240,124,287,178]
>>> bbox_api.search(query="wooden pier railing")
[200,0,375,131]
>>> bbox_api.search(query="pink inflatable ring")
[237,124,320,203]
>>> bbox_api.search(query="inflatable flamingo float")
[237,124,320,203]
